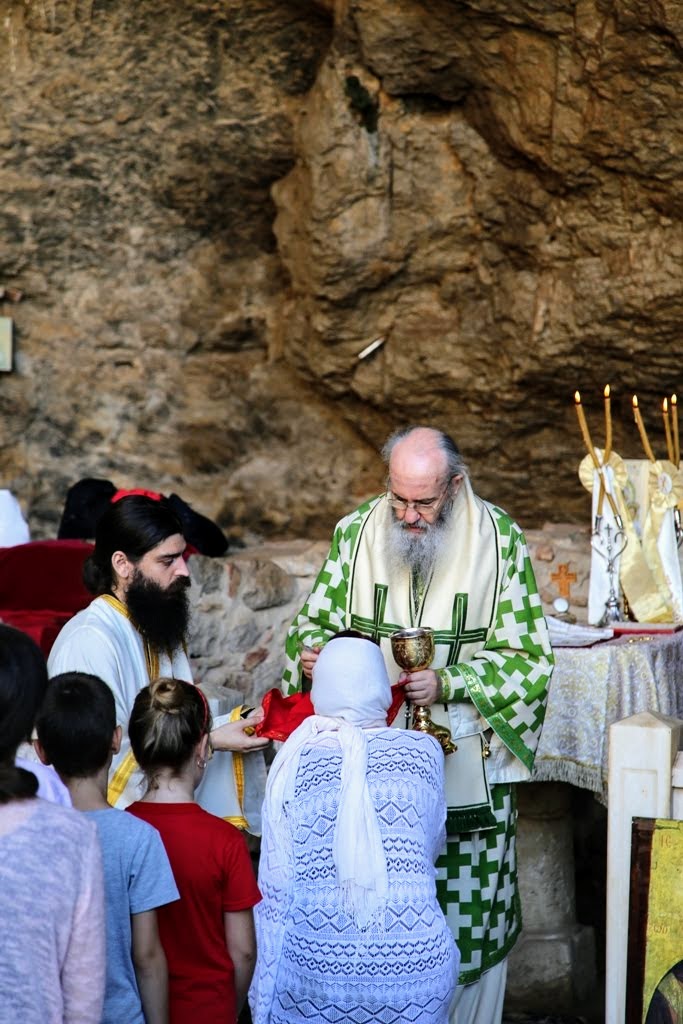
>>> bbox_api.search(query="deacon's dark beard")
[124,569,191,653]
[384,493,455,580]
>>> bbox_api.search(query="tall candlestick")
[604,384,612,461]
[662,397,675,463]
[672,394,680,467]
[575,391,619,520]
[632,395,656,462]
[597,478,606,517]
[574,391,600,470]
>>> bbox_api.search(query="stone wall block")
[243,648,269,671]
[189,557,226,597]
[240,559,297,611]
[188,543,315,706]
[508,782,597,1013]
[516,782,576,926]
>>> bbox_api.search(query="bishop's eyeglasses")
[386,481,452,515]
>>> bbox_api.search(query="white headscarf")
[264,637,391,929]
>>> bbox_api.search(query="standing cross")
[550,563,577,601]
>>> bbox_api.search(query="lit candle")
[672,394,680,466]
[574,391,600,470]
[604,384,612,461]
[663,397,675,463]
[632,395,656,462]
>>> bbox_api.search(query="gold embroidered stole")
[347,480,499,680]
[102,595,156,804]
[101,594,247,825]
[347,485,502,830]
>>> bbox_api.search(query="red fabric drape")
[255,682,407,741]
[0,540,93,655]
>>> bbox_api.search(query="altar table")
[508,632,683,1012]
[531,630,683,801]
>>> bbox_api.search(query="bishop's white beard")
[384,496,455,580]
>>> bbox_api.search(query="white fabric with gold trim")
[578,450,627,626]
[646,459,683,622]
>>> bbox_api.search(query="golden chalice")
[390,627,435,674]
[390,628,456,755]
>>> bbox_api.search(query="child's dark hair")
[36,672,116,778]
[0,625,49,803]
[329,629,380,646]
[129,677,212,783]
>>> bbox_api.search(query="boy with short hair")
[36,671,179,1024]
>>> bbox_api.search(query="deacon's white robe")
[48,596,263,830]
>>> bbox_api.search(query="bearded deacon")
[282,426,553,1024]
[48,495,268,828]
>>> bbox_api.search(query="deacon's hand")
[210,710,269,753]
[300,645,321,680]
[400,669,442,706]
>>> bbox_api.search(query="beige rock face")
[2,0,682,538]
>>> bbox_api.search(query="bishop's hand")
[400,669,442,707]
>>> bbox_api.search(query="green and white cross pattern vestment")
[282,481,553,982]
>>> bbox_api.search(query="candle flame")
[574,390,581,404]
[673,394,678,407]
[632,395,639,408]
[664,397,669,412]
[604,384,610,398]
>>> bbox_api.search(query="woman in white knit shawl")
[249,635,459,1024]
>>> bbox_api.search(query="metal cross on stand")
[592,521,628,626]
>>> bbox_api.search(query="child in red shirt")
[127,678,260,1024]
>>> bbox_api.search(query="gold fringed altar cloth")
[531,631,683,802]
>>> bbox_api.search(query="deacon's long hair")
[82,495,183,595]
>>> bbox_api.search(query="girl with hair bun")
[127,677,261,1024]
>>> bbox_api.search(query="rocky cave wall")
[2,0,683,541]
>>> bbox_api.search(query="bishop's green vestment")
[282,482,553,984]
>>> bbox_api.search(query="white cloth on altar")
[585,458,683,624]
[48,596,264,829]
